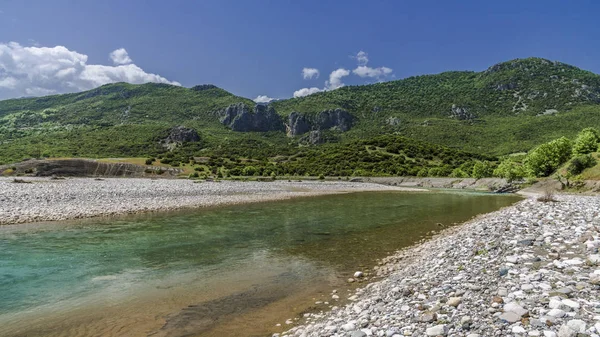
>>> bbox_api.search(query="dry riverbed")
[281,195,600,337]
[0,177,419,226]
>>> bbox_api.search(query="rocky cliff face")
[287,108,354,136]
[219,103,285,132]
[164,126,201,143]
[160,126,201,150]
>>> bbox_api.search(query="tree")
[493,159,526,182]
[450,168,470,178]
[471,161,494,179]
[572,128,600,155]
[524,137,572,177]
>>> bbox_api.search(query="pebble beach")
[0,177,415,226]
[282,195,600,337]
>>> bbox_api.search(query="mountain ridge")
[1,57,600,164]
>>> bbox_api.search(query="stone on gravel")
[426,324,447,336]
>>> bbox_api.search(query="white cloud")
[109,48,133,65]
[293,87,321,98]
[351,50,393,80]
[302,67,319,80]
[253,95,274,103]
[355,51,369,66]
[0,42,179,99]
[353,66,393,79]
[325,68,350,90]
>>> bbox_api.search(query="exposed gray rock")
[287,108,354,136]
[164,126,200,143]
[449,104,476,120]
[495,82,518,91]
[387,116,401,126]
[219,103,284,132]
[287,112,312,136]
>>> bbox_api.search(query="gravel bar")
[0,177,417,225]
[282,195,600,337]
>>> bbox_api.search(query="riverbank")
[0,177,420,226]
[282,195,600,337]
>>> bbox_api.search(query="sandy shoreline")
[0,177,421,226]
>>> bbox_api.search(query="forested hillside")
[1,57,600,167]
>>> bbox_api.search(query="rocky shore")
[0,177,415,226]
[282,195,600,337]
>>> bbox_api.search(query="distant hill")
[1,57,600,164]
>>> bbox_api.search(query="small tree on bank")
[572,127,600,155]
[524,137,572,177]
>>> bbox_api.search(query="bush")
[471,161,494,179]
[493,159,526,182]
[567,154,597,175]
[573,128,600,155]
[318,174,325,180]
[145,158,155,165]
[450,168,469,178]
[537,189,557,202]
[524,137,572,177]
[188,172,199,179]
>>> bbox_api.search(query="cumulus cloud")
[351,50,393,80]
[253,95,274,103]
[0,42,179,99]
[302,67,319,80]
[353,66,393,78]
[109,48,133,65]
[355,51,369,66]
[293,68,349,98]
[325,68,350,90]
[293,87,321,98]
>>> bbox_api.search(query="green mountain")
[1,57,600,166]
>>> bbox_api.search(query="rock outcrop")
[219,103,284,132]
[449,104,476,120]
[160,126,201,150]
[287,108,354,136]
[164,126,200,143]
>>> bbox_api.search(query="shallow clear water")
[0,191,520,337]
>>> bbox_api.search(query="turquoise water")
[0,191,520,337]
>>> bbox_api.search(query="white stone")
[426,325,446,336]
[548,308,566,318]
[504,302,529,317]
[561,299,580,310]
[512,326,526,334]
[342,322,356,331]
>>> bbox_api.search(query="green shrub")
[567,154,597,175]
[493,159,526,182]
[573,128,600,155]
[318,174,325,180]
[189,172,199,179]
[524,137,572,177]
[471,161,494,179]
[450,168,469,178]
[145,158,155,165]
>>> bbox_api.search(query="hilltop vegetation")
[1,57,600,177]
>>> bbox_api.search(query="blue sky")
[1,0,599,101]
